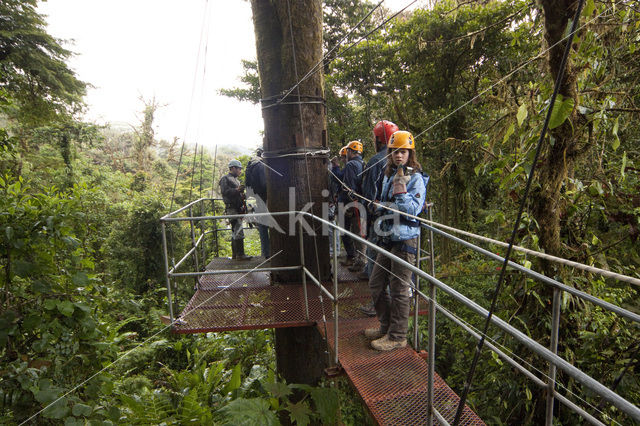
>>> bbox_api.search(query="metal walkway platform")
[172,257,369,333]
[320,317,484,425]
[172,257,483,425]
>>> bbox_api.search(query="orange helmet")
[373,120,399,144]
[388,131,415,150]
[339,146,347,156]
[346,140,363,153]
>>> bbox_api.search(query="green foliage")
[0,0,86,125]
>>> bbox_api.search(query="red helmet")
[373,120,399,144]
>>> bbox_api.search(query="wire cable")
[20,251,283,425]
[452,1,587,422]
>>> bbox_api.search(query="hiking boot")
[371,336,407,351]
[348,260,366,272]
[357,271,369,280]
[363,328,384,339]
[339,257,354,266]
[358,302,376,317]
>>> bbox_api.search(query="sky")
[38,0,418,153]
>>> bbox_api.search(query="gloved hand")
[238,184,245,192]
[392,167,410,195]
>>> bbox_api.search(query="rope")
[262,148,330,159]
[188,142,198,204]
[453,1,587,422]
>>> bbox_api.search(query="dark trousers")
[368,238,417,341]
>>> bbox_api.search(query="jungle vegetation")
[1,0,638,424]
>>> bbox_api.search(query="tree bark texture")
[533,0,584,260]
[251,0,329,386]
[251,0,330,284]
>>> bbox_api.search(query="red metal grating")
[173,257,483,425]
[172,257,372,333]
[319,318,485,426]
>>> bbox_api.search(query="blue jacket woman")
[365,131,425,351]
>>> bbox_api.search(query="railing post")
[298,221,310,320]
[188,206,200,289]
[427,204,436,425]
[546,288,561,425]
[161,222,175,323]
[333,225,339,366]
[413,227,422,351]
[200,199,207,266]
[211,199,220,257]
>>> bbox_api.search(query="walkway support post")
[188,206,200,289]
[333,227,339,365]
[161,222,175,323]
[546,288,561,425]
[427,205,436,425]
[299,221,310,320]
[413,227,422,351]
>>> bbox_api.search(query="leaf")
[309,388,339,424]
[57,300,75,317]
[221,398,279,426]
[583,0,595,17]
[621,151,627,180]
[287,401,312,426]
[223,363,242,395]
[517,103,528,127]
[72,272,89,287]
[71,403,93,417]
[548,95,574,129]
[502,124,515,144]
[264,381,292,400]
[612,116,620,151]
[42,397,70,419]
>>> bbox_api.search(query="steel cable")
[452,1,587,422]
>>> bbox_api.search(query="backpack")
[245,159,267,198]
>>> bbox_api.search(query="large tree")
[0,0,86,127]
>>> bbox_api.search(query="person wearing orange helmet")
[338,140,366,270]
[365,130,426,351]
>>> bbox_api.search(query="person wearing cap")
[364,130,425,351]
[219,159,251,261]
[338,140,366,271]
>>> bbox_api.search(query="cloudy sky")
[38,0,417,152]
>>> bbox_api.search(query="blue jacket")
[338,155,364,204]
[361,146,388,208]
[376,169,426,241]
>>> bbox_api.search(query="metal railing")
[161,198,640,425]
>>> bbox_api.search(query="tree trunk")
[532,0,584,262]
[251,0,329,386]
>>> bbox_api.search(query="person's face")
[230,166,242,177]
[391,148,409,167]
[340,154,346,164]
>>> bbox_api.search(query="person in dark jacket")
[245,148,269,258]
[364,131,425,351]
[338,140,366,271]
[360,120,399,282]
[357,120,400,316]
[219,159,251,261]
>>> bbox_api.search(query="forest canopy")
[1,0,639,424]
